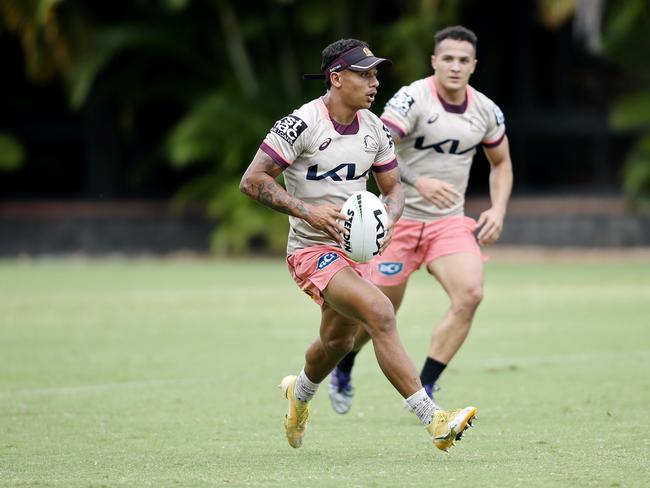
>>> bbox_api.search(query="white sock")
[294,369,319,403]
[406,388,438,425]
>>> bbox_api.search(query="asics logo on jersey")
[378,262,403,275]
[319,138,332,151]
[413,137,476,154]
[271,115,308,145]
[317,252,339,270]
[306,163,370,181]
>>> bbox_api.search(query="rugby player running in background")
[329,26,512,414]
[240,38,477,451]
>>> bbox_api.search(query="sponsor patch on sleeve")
[494,105,505,125]
[385,89,415,117]
[271,115,308,145]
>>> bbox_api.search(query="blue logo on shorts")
[378,262,403,275]
[317,252,339,270]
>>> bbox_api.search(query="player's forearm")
[489,159,513,213]
[398,163,421,187]
[382,183,405,224]
[240,173,310,220]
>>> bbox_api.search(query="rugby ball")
[340,191,388,263]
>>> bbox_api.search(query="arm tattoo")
[383,185,405,223]
[254,179,309,219]
[241,155,310,219]
[376,171,404,222]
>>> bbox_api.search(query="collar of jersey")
[428,76,471,114]
[317,97,361,135]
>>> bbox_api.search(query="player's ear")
[430,54,436,70]
[330,72,343,88]
[470,58,477,74]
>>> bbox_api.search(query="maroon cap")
[325,45,391,74]
[304,45,391,80]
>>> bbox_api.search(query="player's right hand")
[305,203,348,245]
[378,215,394,254]
[414,176,461,209]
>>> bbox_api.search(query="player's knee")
[364,298,396,335]
[452,284,483,314]
[466,284,484,307]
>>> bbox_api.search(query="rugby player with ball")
[240,38,477,452]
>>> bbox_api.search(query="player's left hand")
[378,215,394,254]
[476,207,505,245]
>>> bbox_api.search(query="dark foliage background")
[1,0,648,252]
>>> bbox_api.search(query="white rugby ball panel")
[340,191,387,263]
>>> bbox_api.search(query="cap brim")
[348,57,392,72]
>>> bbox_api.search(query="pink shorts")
[286,245,370,307]
[369,216,485,286]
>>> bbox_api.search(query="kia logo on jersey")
[306,163,370,181]
[413,137,477,155]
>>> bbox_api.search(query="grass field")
[1,251,649,487]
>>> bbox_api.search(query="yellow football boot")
[426,406,478,452]
[279,375,310,448]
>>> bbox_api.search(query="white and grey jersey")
[260,96,397,255]
[381,76,506,221]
